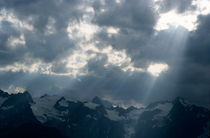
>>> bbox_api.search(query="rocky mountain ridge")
[0,90,209,138]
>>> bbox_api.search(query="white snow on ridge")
[84,102,99,110]
[31,95,64,123]
[127,109,144,120]
[123,109,144,138]
[105,109,124,121]
[151,103,173,119]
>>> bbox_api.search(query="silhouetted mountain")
[0,91,38,128]
[134,97,209,138]
[0,90,209,138]
[32,95,124,138]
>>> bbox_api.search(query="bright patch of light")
[192,0,210,15]
[115,0,122,4]
[0,61,51,74]
[65,49,96,70]
[102,46,131,67]
[155,10,197,31]
[154,0,162,2]
[67,21,98,41]
[0,9,34,31]
[7,34,26,48]
[101,8,106,12]
[107,27,119,34]
[147,63,169,77]
[72,44,144,73]
[67,5,97,41]
[0,45,167,77]
[84,7,94,13]
[0,59,88,77]
[122,65,144,72]
[99,46,144,72]
[155,0,210,31]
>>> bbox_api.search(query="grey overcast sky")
[0,0,209,107]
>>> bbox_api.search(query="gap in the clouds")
[0,0,209,110]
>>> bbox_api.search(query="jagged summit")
[0,90,209,138]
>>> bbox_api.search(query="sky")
[0,0,209,107]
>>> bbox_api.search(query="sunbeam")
[0,0,209,137]
[142,26,190,104]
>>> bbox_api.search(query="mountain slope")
[134,97,209,138]
[31,95,125,138]
[0,90,209,138]
[0,90,65,138]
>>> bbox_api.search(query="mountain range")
[0,90,209,138]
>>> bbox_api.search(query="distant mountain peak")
[0,92,209,138]
[92,96,112,108]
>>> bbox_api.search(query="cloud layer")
[0,0,209,108]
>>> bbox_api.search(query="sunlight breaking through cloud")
[155,10,198,31]
[107,27,119,34]
[147,63,169,77]
[0,9,34,31]
[67,21,99,41]
[192,0,210,15]
[0,0,209,118]
[0,43,169,77]
[155,0,210,31]
[7,34,26,48]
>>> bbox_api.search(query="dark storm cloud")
[91,0,159,67]
[186,14,210,65]
[94,28,150,62]
[175,14,210,107]
[0,0,209,108]
[68,10,210,107]
[91,0,191,66]
[0,0,90,96]
[0,20,26,65]
[69,59,152,102]
[88,0,209,107]
[93,0,157,34]
[0,0,86,64]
